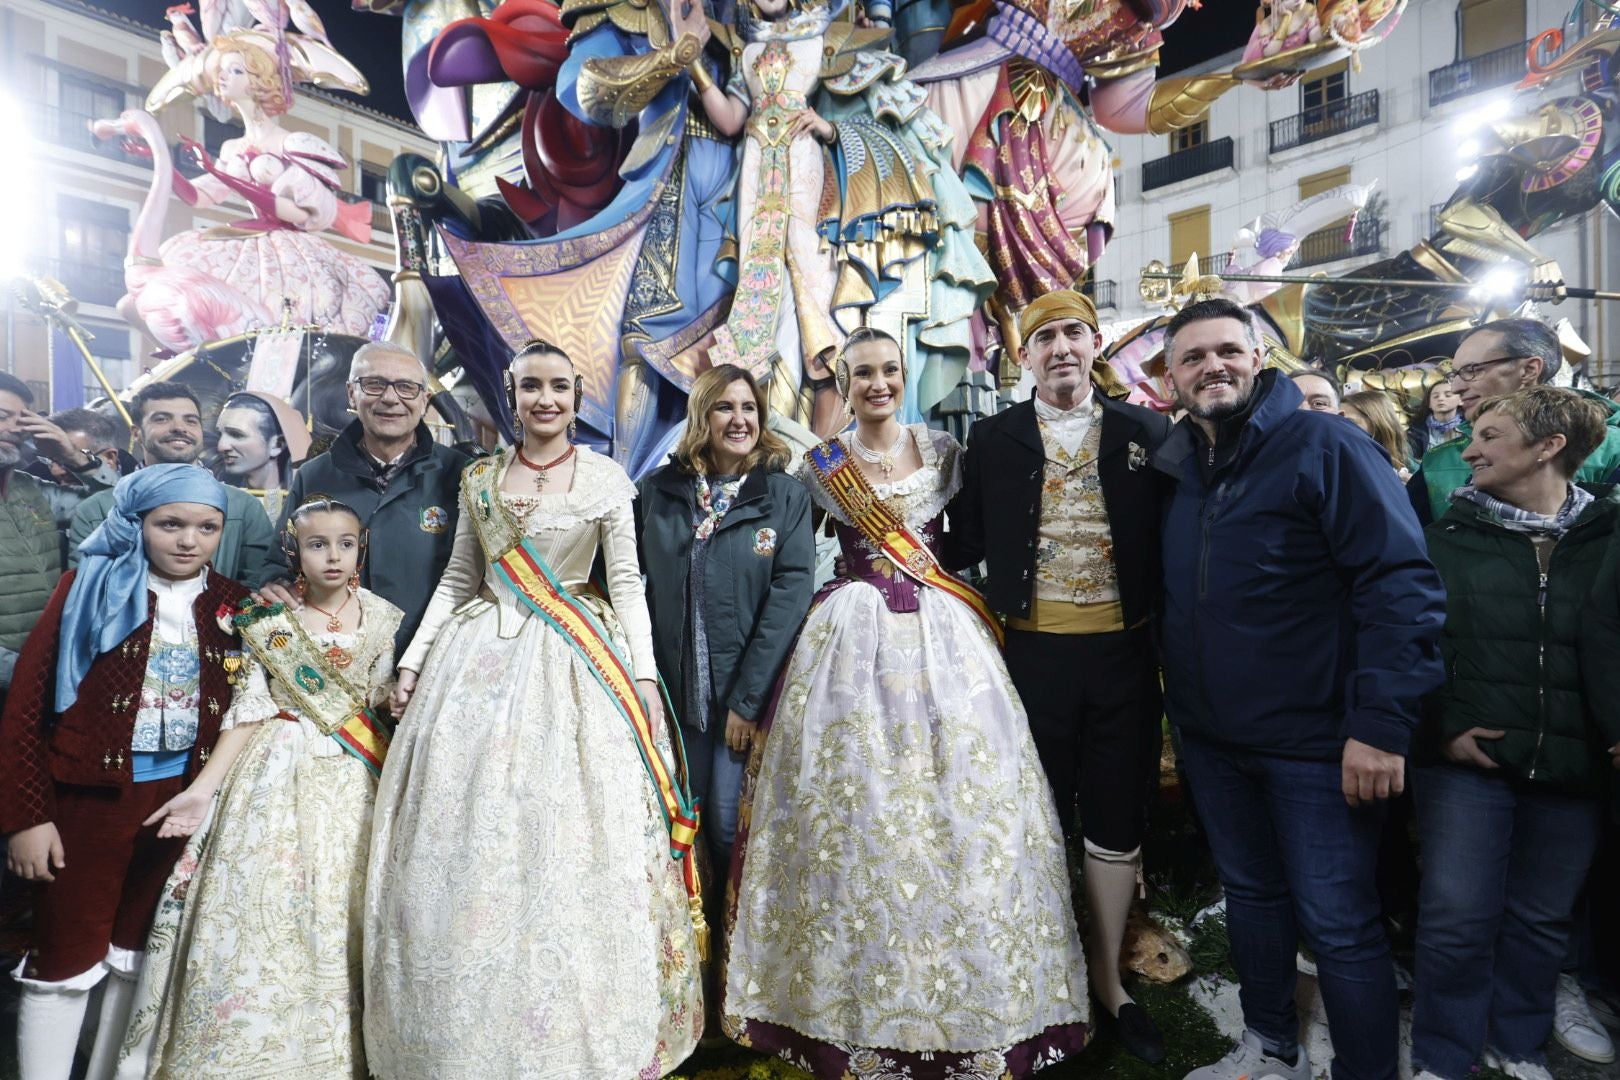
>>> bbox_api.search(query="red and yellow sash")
[233,599,391,777]
[490,539,704,906]
[808,438,1004,647]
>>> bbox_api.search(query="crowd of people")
[0,295,1617,1080]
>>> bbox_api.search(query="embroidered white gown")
[120,588,403,1079]
[723,427,1090,1078]
[363,448,703,1080]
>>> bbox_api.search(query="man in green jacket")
[1408,318,1620,524]
[68,382,278,588]
[0,373,119,696]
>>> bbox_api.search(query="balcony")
[32,104,153,169]
[1429,40,1529,106]
[1142,136,1234,193]
[40,258,127,307]
[1294,215,1383,269]
[1269,90,1380,153]
[1081,278,1118,310]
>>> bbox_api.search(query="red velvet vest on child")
[0,569,250,834]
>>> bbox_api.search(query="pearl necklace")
[851,425,908,478]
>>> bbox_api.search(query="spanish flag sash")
[808,438,1005,647]
[459,454,704,918]
[233,600,391,776]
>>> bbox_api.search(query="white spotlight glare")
[1472,267,1522,300]
[1456,164,1479,182]
[1457,138,1482,160]
[0,94,33,279]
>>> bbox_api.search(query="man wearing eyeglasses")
[264,342,471,652]
[1409,318,1620,523]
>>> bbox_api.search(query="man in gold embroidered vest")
[948,289,1173,1064]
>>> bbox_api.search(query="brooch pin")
[1128,442,1148,472]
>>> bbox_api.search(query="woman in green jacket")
[1412,387,1620,1080]
[636,365,815,878]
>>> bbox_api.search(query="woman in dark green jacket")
[1412,387,1620,1080]
[636,365,814,877]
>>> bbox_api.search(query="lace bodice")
[399,447,656,679]
[796,424,963,531]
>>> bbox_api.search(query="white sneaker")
[1182,1029,1310,1080]
[1481,1047,1553,1080]
[1553,973,1617,1064]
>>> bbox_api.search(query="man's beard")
[145,439,199,464]
[0,441,20,468]
[1185,380,1255,424]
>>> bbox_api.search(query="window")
[1461,0,1525,59]
[204,114,244,159]
[360,165,389,205]
[56,74,122,151]
[1169,205,1212,267]
[1301,61,1348,121]
[56,195,129,307]
[1170,120,1207,155]
[1299,165,1352,200]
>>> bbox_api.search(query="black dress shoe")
[1108,1001,1166,1064]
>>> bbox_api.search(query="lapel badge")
[1128,442,1148,472]
[420,505,449,534]
[753,527,778,556]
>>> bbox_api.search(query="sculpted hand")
[724,708,758,754]
[1441,727,1505,770]
[788,108,835,144]
[1341,737,1406,808]
[6,822,65,882]
[256,579,302,611]
[143,786,214,839]
[391,670,419,715]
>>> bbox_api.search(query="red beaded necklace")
[514,445,576,490]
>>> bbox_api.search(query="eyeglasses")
[350,376,427,401]
[1449,356,1527,383]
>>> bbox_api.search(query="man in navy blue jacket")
[1155,299,1446,1080]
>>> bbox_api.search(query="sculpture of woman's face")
[754,0,793,20]
[214,52,253,106]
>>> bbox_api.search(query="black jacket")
[1154,370,1447,759]
[275,421,471,654]
[947,393,1172,628]
[636,464,815,724]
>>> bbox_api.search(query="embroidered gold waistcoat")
[1032,401,1121,609]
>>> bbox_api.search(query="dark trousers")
[1004,625,1161,853]
[1179,733,1397,1080]
[1411,765,1602,1078]
[25,776,187,982]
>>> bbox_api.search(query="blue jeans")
[1410,765,1601,1079]
[682,720,748,875]
[1179,734,1397,1080]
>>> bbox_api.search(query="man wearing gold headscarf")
[947,288,1173,1063]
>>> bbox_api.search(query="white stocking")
[85,964,140,1080]
[17,983,93,1080]
[1083,844,1141,1016]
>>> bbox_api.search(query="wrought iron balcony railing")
[33,104,154,168]
[1269,89,1380,153]
[1429,40,1529,106]
[1294,215,1384,269]
[1081,278,1119,309]
[1142,136,1234,192]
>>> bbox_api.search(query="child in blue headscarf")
[0,463,251,1080]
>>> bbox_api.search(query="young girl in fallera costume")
[120,498,402,1079]
[363,341,704,1079]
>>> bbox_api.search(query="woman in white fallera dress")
[363,343,703,1079]
[722,330,1090,1079]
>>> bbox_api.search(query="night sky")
[92,0,1257,122]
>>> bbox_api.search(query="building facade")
[0,0,434,406]
[1096,0,1620,384]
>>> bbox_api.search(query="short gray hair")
[349,341,426,380]
[1460,318,1561,384]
